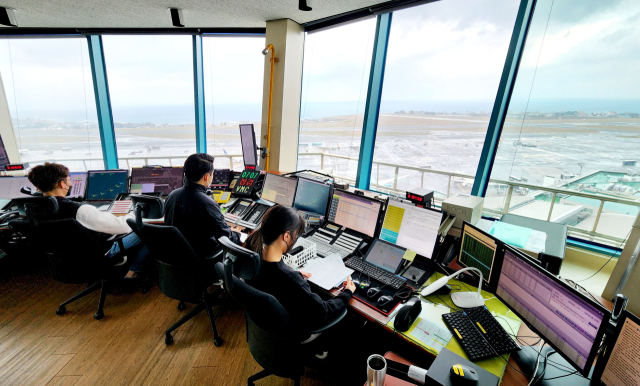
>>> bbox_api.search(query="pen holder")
[367,354,387,386]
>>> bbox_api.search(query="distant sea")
[14,99,640,125]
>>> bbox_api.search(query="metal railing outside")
[299,152,640,247]
[25,154,245,171]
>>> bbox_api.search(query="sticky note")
[403,250,417,262]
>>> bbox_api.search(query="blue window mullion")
[193,35,206,154]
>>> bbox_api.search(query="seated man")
[164,153,242,261]
[27,163,148,278]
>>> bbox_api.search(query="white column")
[259,19,305,172]
[0,73,21,164]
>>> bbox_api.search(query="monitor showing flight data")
[261,173,297,206]
[130,167,183,196]
[364,239,406,273]
[458,221,499,287]
[496,247,607,375]
[293,177,331,216]
[379,200,441,259]
[327,190,382,238]
[240,124,258,167]
[85,170,129,201]
[0,176,37,199]
[67,172,87,197]
[600,310,640,386]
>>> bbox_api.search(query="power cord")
[574,228,631,283]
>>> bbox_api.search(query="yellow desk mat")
[385,272,522,379]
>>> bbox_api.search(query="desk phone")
[236,200,275,230]
[223,198,253,223]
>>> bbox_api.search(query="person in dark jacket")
[244,205,356,333]
[164,153,242,261]
[27,163,148,278]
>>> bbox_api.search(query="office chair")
[9,196,131,319]
[215,236,347,386]
[132,221,224,346]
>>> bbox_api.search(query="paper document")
[525,230,547,253]
[409,318,453,355]
[299,253,354,290]
[489,222,531,248]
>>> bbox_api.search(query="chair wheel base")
[165,334,173,345]
[213,337,223,347]
[56,306,66,316]
[94,311,104,320]
[177,301,186,311]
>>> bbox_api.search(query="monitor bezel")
[239,124,258,168]
[496,244,610,377]
[379,198,443,260]
[85,169,130,202]
[129,166,184,197]
[261,173,298,207]
[458,220,505,293]
[293,176,333,217]
[363,238,408,274]
[330,188,385,239]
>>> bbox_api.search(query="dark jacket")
[164,179,241,260]
[249,260,353,332]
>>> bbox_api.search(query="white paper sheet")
[299,253,354,290]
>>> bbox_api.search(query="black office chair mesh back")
[140,223,203,301]
[214,261,305,380]
[36,219,113,284]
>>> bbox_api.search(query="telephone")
[211,191,231,204]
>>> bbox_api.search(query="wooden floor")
[0,267,363,386]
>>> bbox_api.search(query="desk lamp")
[420,267,484,308]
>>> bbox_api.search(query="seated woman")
[244,205,356,333]
[28,163,149,278]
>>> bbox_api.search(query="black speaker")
[611,293,629,324]
[169,8,184,27]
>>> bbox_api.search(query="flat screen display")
[379,200,440,259]
[240,124,257,167]
[86,170,129,201]
[261,173,297,206]
[327,190,382,238]
[130,167,183,196]
[293,177,331,216]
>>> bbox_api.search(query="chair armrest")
[307,308,348,335]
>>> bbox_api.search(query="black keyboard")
[442,306,520,362]
[345,258,406,289]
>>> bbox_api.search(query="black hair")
[183,153,215,182]
[28,162,70,193]
[243,206,306,259]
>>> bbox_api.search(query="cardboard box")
[441,194,484,228]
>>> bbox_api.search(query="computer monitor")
[293,177,332,217]
[458,221,501,292]
[364,238,407,274]
[85,170,129,201]
[599,310,640,386]
[327,189,383,238]
[496,246,608,376]
[261,173,297,206]
[239,124,258,168]
[0,176,36,199]
[130,166,183,196]
[379,199,441,259]
[67,172,87,197]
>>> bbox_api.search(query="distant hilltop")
[390,110,640,119]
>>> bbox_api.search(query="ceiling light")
[299,0,313,11]
[169,8,184,27]
[0,7,18,27]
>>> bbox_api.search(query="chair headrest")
[12,196,58,217]
[20,186,43,197]
[130,194,164,219]
[218,236,261,287]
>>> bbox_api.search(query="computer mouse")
[435,284,452,296]
[367,286,382,299]
[450,364,478,385]
[377,295,394,308]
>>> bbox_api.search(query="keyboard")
[442,306,520,362]
[311,239,349,259]
[344,258,406,289]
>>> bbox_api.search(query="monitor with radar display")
[458,221,501,291]
[379,199,441,259]
[261,173,297,206]
[496,246,608,376]
[239,124,258,168]
[327,190,382,238]
[130,166,183,196]
[85,170,129,201]
[293,177,331,217]
[599,310,640,386]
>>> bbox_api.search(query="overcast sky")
[1,0,639,124]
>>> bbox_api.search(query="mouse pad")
[426,348,499,386]
[351,278,405,315]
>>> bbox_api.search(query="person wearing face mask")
[163,153,242,262]
[244,205,356,333]
[27,163,148,278]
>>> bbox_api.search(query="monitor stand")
[512,345,593,386]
